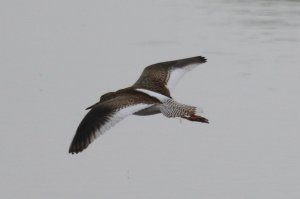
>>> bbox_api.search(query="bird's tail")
[160,99,209,123]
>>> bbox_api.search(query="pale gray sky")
[1,0,300,198]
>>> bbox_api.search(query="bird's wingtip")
[195,56,207,63]
[68,143,85,154]
[68,149,81,155]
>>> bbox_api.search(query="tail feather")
[160,99,209,123]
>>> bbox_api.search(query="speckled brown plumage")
[69,91,161,154]
[134,56,206,97]
[69,56,208,154]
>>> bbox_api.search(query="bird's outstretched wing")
[69,95,153,154]
[133,56,206,97]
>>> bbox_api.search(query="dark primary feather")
[69,92,160,154]
[69,104,114,154]
[69,56,207,154]
[133,56,206,96]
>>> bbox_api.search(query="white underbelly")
[134,104,161,116]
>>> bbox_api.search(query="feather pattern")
[136,88,202,119]
[69,56,208,154]
[134,56,206,96]
[159,99,198,118]
[69,94,157,154]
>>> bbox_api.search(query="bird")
[69,56,209,154]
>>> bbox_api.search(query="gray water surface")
[1,0,300,198]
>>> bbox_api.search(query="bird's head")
[100,92,117,102]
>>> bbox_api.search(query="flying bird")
[69,56,209,154]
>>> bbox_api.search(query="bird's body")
[69,56,209,154]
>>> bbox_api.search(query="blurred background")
[1,0,300,198]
